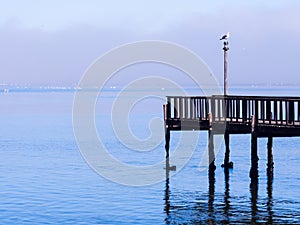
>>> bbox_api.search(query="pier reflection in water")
[164,159,171,224]
[223,168,230,223]
[250,171,259,224]
[267,167,274,224]
[162,160,294,224]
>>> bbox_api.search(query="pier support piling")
[222,132,233,168]
[208,113,216,171]
[267,136,274,176]
[209,130,215,171]
[163,104,170,158]
[165,129,170,158]
[250,115,259,180]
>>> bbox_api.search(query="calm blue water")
[1,86,300,224]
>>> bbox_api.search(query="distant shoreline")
[1,84,300,95]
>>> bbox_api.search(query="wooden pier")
[163,95,300,179]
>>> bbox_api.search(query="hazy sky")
[1,0,299,86]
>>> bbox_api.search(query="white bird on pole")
[220,32,230,40]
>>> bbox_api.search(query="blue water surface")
[0,87,300,224]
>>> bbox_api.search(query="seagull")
[220,32,230,40]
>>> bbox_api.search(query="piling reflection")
[164,159,171,225]
[208,168,215,224]
[223,168,231,223]
[250,174,259,224]
[163,163,277,224]
[267,168,274,224]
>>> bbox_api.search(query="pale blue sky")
[0,0,290,31]
[0,0,299,86]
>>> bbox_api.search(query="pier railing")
[164,95,300,175]
[166,96,210,121]
[166,95,300,126]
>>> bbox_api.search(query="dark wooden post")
[250,115,259,180]
[224,132,230,165]
[288,100,294,124]
[208,113,216,171]
[174,97,178,119]
[266,100,271,122]
[242,99,247,122]
[222,132,233,168]
[250,115,259,223]
[267,136,274,176]
[163,104,170,158]
[223,41,229,96]
[254,100,259,125]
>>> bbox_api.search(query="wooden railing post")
[298,100,300,122]
[261,100,265,123]
[279,100,283,124]
[205,98,209,120]
[211,96,216,123]
[266,100,271,122]
[190,97,194,119]
[174,97,178,119]
[184,97,188,119]
[242,99,247,122]
[224,96,227,120]
[274,100,278,123]
[288,100,294,124]
[166,97,171,119]
[254,100,259,124]
[179,97,184,119]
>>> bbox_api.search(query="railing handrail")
[213,95,300,101]
[167,95,300,100]
[165,95,300,126]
